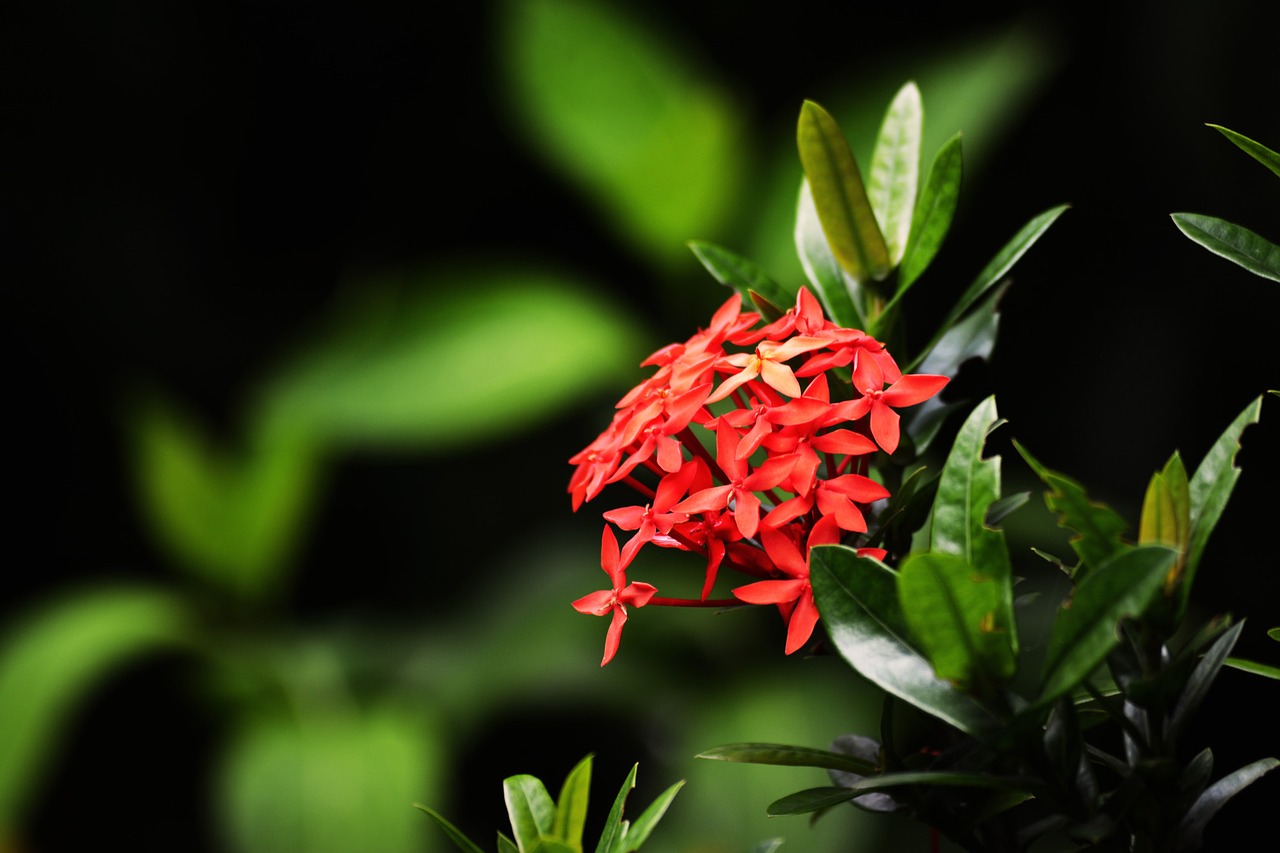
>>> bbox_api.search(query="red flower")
[572,527,658,666]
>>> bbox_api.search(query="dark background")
[3,0,1278,849]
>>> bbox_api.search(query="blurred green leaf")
[1015,441,1129,573]
[1037,546,1177,707]
[1167,621,1243,740]
[797,100,890,285]
[257,269,645,451]
[593,764,636,853]
[1223,657,1280,680]
[898,133,963,293]
[500,0,742,266]
[751,840,785,853]
[1171,213,1280,283]
[131,396,318,600]
[697,743,878,775]
[867,82,922,267]
[1271,627,1280,642]
[500,834,520,853]
[810,546,1002,738]
[794,179,865,329]
[1175,757,1280,852]
[415,805,486,853]
[1208,124,1280,179]
[505,774,556,852]
[767,772,1031,815]
[687,241,793,314]
[218,701,436,853]
[552,755,592,850]
[618,779,683,852]
[0,586,189,834]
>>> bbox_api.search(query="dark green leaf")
[1015,441,1129,573]
[552,754,592,849]
[0,587,190,829]
[810,546,1002,737]
[1037,546,1177,706]
[687,240,794,312]
[696,743,878,775]
[1179,749,1214,801]
[767,772,1032,815]
[987,492,1030,526]
[867,82,923,266]
[594,765,636,853]
[1223,657,1280,680]
[1171,213,1280,283]
[1168,621,1244,740]
[1208,124,1280,180]
[794,179,865,328]
[911,280,1004,376]
[415,805,487,853]
[505,775,556,851]
[796,100,890,283]
[1182,395,1264,613]
[619,779,684,851]
[898,132,962,293]
[1176,757,1280,851]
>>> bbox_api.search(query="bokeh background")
[3,0,1279,850]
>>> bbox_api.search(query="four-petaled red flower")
[571,527,658,666]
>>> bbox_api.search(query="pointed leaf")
[751,840,785,853]
[1176,757,1280,851]
[687,241,794,312]
[552,755,593,848]
[810,546,1003,738]
[794,179,864,328]
[1223,657,1280,680]
[1038,546,1177,706]
[912,279,1003,376]
[620,779,683,851]
[797,100,890,283]
[767,772,1032,815]
[415,805,487,853]
[867,82,923,266]
[1171,213,1280,283]
[899,133,963,291]
[593,765,636,853]
[500,834,521,853]
[696,743,878,775]
[504,775,556,851]
[1015,441,1129,573]
[1208,124,1280,179]
[1168,621,1244,740]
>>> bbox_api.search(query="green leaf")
[796,100,890,284]
[1037,546,1177,706]
[767,772,1032,815]
[1015,441,1129,573]
[1182,395,1264,613]
[1167,621,1243,740]
[898,133,963,293]
[1175,757,1280,851]
[810,546,1002,738]
[504,775,556,852]
[619,779,684,852]
[867,82,923,267]
[696,743,878,775]
[500,834,521,853]
[256,269,646,451]
[1171,213,1280,283]
[414,805,487,853]
[0,586,189,831]
[1270,626,1280,642]
[594,765,636,853]
[130,395,318,601]
[794,179,865,329]
[687,241,794,314]
[499,0,742,265]
[1208,124,1280,180]
[552,755,592,849]
[751,840,785,853]
[1223,657,1280,680]
[898,552,1016,688]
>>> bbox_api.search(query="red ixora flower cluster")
[569,287,948,665]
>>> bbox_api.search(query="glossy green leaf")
[594,765,636,853]
[131,396,318,600]
[767,772,1031,815]
[687,241,794,314]
[897,133,963,293]
[899,552,1016,687]
[696,743,877,775]
[415,805,486,853]
[1182,395,1264,613]
[810,546,1002,738]
[1223,657,1280,680]
[1208,124,1280,179]
[1175,757,1280,852]
[911,278,1003,377]
[499,0,742,265]
[619,779,684,852]
[1038,546,1177,706]
[505,774,556,852]
[552,755,592,849]
[867,82,922,266]
[500,834,520,853]
[0,586,189,832]
[794,179,864,328]
[1171,213,1280,283]
[1015,441,1129,573]
[1168,621,1243,740]
[257,269,645,451]
[797,100,890,283]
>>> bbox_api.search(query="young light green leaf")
[552,754,592,849]
[504,775,556,852]
[0,586,189,831]
[1182,395,1264,614]
[1037,546,1177,707]
[687,240,794,313]
[618,779,683,852]
[696,743,878,775]
[1270,627,1280,642]
[867,82,923,266]
[415,805,487,853]
[500,834,520,853]
[810,546,1003,738]
[794,179,865,328]
[1175,757,1280,852]
[1015,441,1129,573]
[1171,213,1280,283]
[898,133,963,292]
[898,552,1016,688]
[593,765,636,853]
[1208,124,1280,180]
[797,101,890,283]
[1223,657,1280,680]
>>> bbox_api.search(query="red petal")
[733,578,807,605]
[573,589,615,616]
[601,607,628,666]
[784,589,820,654]
[882,374,949,407]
